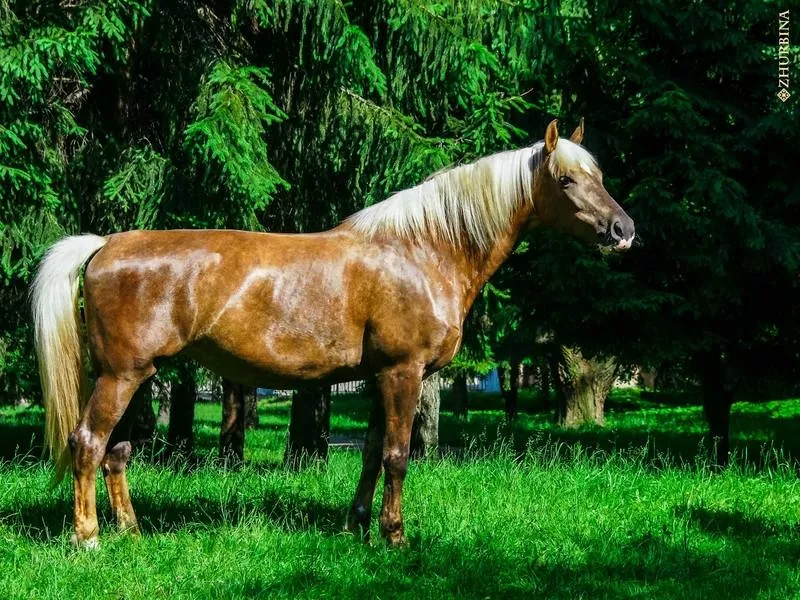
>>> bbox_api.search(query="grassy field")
[0,391,797,599]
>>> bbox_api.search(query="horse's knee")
[382,447,409,478]
[68,427,105,467]
[102,441,132,476]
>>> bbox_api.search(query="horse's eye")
[559,176,574,188]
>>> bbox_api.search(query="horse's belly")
[187,323,366,388]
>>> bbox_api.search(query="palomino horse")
[32,120,634,548]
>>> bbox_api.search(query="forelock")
[548,139,598,177]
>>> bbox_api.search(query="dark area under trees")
[0,0,797,469]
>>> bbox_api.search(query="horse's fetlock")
[380,517,401,533]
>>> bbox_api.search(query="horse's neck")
[448,203,532,317]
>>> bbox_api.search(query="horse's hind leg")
[102,441,137,533]
[346,388,385,538]
[101,383,152,535]
[69,370,151,547]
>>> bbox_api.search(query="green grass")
[0,392,797,598]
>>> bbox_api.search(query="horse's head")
[533,119,634,252]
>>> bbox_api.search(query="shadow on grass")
[0,493,72,543]
[131,488,348,537]
[677,504,800,539]
[224,523,799,599]
[0,420,46,464]
[0,474,350,542]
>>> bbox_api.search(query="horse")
[31,119,634,548]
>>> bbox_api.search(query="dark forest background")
[1,0,798,453]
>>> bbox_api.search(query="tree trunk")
[220,379,245,464]
[244,388,259,429]
[522,363,536,387]
[167,363,196,455]
[284,384,331,470]
[451,373,469,420]
[699,349,733,467]
[498,361,520,421]
[156,379,171,426]
[130,379,156,450]
[639,366,657,391]
[410,372,441,459]
[554,346,616,428]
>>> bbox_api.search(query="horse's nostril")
[611,219,625,241]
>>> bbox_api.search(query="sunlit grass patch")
[0,393,797,598]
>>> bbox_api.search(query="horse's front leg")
[376,363,423,546]
[346,387,385,538]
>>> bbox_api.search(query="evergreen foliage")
[0,0,797,409]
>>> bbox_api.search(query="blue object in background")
[481,370,501,393]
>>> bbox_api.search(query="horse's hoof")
[382,530,407,548]
[344,525,372,543]
[118,521,140,536]
[70,534,100,550]
[344,522,371,542]
[345,506,371,540]
[386,535,407,548]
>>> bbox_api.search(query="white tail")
[31,234,108,481]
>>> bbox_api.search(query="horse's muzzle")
[608,214,635,252]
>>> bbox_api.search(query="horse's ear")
[569,117,585,144]
[544,119,559,154]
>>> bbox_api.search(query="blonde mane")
[346,139,596,252]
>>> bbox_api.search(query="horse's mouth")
[598,238,634,255]
[613,238,633,252]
